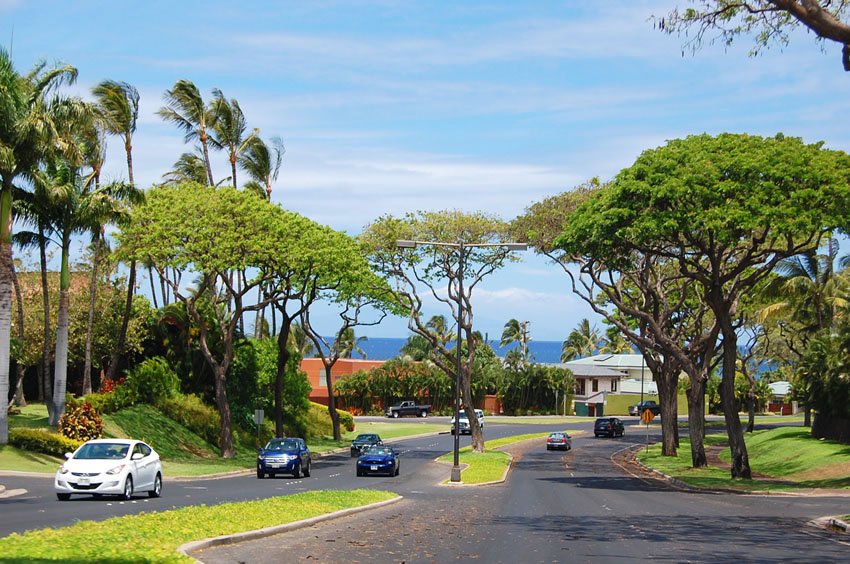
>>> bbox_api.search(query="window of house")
[578,379,586,395]
[592,379,598,393]
[611,379,618,392]
[320,369,329,387]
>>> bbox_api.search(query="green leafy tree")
[658,1,850,72]
[118,183,282,457]
[556,133,850,478]
[361,210,523,453]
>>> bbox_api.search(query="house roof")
[769,381,791,397]
[566,353,648,370]
[549,362,628,378]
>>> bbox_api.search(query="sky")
[2,1,850,342]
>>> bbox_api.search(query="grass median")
[637,426,850,491]
[0,489,397,562]
[439,431,575,484]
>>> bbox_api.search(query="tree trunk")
[39,227,52,409]
[461,370,485,453]
[213,365,235,458]
[50,241,72,427]
[11,259,26,407]
[657,370,679,457]
[326,363,342,441]
[148,264,158,309]
[82,241,101,396]
[746,392,756,433]
[804,405,811,427]
[686,375,708,468]
[718,328,751,479]
[0,240,12,443]
[106,259,136,381]
[274,319,292,437]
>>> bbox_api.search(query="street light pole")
[396,239,526,483]
[451,243,464,483]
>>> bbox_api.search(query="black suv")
[594,417,625,438]
[629,400,661,417]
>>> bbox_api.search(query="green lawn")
[0,444,63,473]
[0,489,396,563]
[638,426,850,491]
[438,431,575,484]
[9,403,50,429]
[487,416,589,425]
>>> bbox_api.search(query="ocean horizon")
[319,336,564,364]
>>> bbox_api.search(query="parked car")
[385,400,432,418]
[629,400,661,417]
[450,409,485,435]
[350,433,383,457]
[54,438,162,501]
[546,432,572,451]
[594,417,625,438]
[257,437,311,479]
[356,445,400,477]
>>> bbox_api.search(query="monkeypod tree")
[556,133,850,478]
[361,210,523,453]
[118,183,281,458]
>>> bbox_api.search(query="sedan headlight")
[58,464,69,475]
[105,464,126,475]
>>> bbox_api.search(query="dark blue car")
[257,437,311,479]
[356,445,399,477]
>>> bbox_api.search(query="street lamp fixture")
[396,238,526,482]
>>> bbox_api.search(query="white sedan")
[55,438,163,501]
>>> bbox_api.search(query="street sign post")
[254,409,264,442]
[642,408,655,453]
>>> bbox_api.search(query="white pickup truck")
[450,409,485,435]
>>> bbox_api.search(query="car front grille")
[71,472,100,477]
[70,482,102,490]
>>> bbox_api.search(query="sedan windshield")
[74,442,130,460]
[355,434,378,442]
[265,439,300,451]
[364,446,392,455]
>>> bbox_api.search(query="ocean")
[339,336,564,364]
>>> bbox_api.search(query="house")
[551,353,668,416]
[767,381,797,415]
[300,358,385,405]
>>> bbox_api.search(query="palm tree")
[239,136,285,200]
[92,80,139,185]
[599,325,634,354]
[288,322,315,357]
[209,89,257,190]
[161,151,210,186]
[0,48,77,441]
[92,80,144,384]
[337,327,368,359]
[560,318,601,362]
[500,319,531,364]
[157,80,216,186]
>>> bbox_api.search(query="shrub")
[98,376,126,394]
[9,428,83,457]
[298,402,355,439]
[58,402,104,442]
[126,357,180,404]
[82,384,139,415]
[157,393,221,447]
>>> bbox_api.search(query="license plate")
[371,465,378,471]
[270,463,282,468]
[78,477,90,485]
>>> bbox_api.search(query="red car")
[546,432,572,451]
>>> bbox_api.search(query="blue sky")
[2,1,849,342]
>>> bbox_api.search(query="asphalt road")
[0,417,558,537]
[196,421,850,564]
[3,417,848,563]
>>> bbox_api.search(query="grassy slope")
[639,426,850,491]
[4,403,447,477]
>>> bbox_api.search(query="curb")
[808,516,850,535]
[177,495,403,561]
